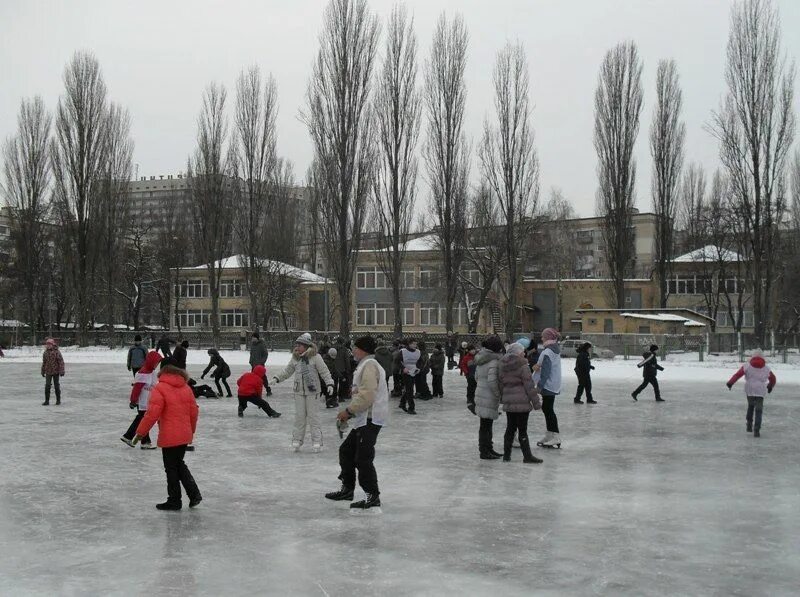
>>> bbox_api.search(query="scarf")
[298,350,317,393]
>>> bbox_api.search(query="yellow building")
[575,308,712,335]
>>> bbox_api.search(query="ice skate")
[350,493,382,514]
[156,501,181,511]
[325,485,354,501]
[587,399,598,404]
[631,392,638,402]
[574,398,584,404]
[541,432,561,449]
[140,443,157,450]
[754,429,761,437]
[312,443,322,453]
[189,496,202,508]
[291,440,302,452]
[536,431,553,447]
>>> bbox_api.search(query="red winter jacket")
[136,367,198,448]
[130,351,163,405]
[237,365,266,397]
[459,352,475,377]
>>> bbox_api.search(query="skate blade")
[350,507,382,516]
[541,444,561,449]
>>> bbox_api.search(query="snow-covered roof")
[0,319,28,327]
[403,234,438,252]
[620,312,707,327]
[673,245,742,263]
[186,255,329,284]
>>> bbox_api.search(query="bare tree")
[154,195,192,332]
[708,0,796,342]
[423,12,469,333]
[594,41,644,308]
[776,149,800,332]
[51,51,110,345]
[1,96,51,343]
[480,41,539,336]
[538,187,577,279]
[232,65,278,329]
[371,4,420,338]
[115,225,159,329]
[187,82,234,346]
[650,59,685,308]
[303,0,379,337]
[678,162,707,251]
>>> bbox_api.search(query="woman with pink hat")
[533,328,563,448]
[41,338,65,405]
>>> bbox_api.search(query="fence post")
[737,331,744,362]
[624,345,629,361]
[783,346,788,364]
[699,343,704,362]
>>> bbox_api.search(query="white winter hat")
[328,347,337,358]
[295,333,313,346]
[507,342,525,356]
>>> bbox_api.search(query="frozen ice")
[1,353,799,595]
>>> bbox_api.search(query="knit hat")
[354,335,377,354]
[295,332,313,347]
[181,340,189,349]
[45,338,56,347]
[507,342,526,356]
[328,347,338,358]
[542,328,561,342]
[166,345,187,370]
[134,334,142,342]
[482,335,504,353]
[649,344,658,353]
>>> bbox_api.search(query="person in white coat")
[273,333,334,452]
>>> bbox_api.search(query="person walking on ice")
[127,334,148,377]
[632,344,665,402]
[726,349,776,437]
[325,336,388,511]
[499,343,543,463]
[534,328,563,448]
[237,365,281,418]
[201,348,232,397]
[41,338,65,406]
[121,350,162,449]
[272,333,334,453]
[574,342,596,404]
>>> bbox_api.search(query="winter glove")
[60,373,64,377]
[726,383,733,390]
[327,385,335,396]
[130,435,142,447]
[590,366,595,370]
[129,401,137,409]
[768,386,773,394]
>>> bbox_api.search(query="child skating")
[574,342,596,404]
[726,350,776,437]
[534,328,563,448]
[121,350,162,449]
[201,348,232,397]
[41,338,65,405]
[632,344,665,402]
[237,365,281,418]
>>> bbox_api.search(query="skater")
[499,343,542,463]
[574,342,596,404]
[445,333,458,370]
[534,328,563,448]
[322,347,339,408]
[237,365,281,418]
[156,333,175,358]
[272,333,334,452]
[121,350,162,449]
[201,348,232,397]
[390,340,404,397]
[415,342,433,400]
[131,348,202,510]
[374,338,394,386]
[457,341,469,375]
[188,378,220,399]
[333,337,353,403]
[399,338,420,414]
[325,335,388,511]
[461,344,478,413]
[41,338,65,406]
[632,344,665,402]
[249,332,272,396]
[474,335,504,460]
[526,341,540,372]
[726,349,776,437]
[127,334,148,377]
[429,343,446,398]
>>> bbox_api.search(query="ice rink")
[1,354,799,596]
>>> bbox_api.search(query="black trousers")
[504,412,530,447]
[746,396,764,431]
[431,373,443,397]
[337,374,351,401]
[339,422,381,494]
[44,374,61,402]
[162,445,201,505]
[478,417,495,452]
[123,410,152,444]
[132,367,140,377]
[575,374,593,401]
[400,374,416,411]
[415,373,431,398]
[466,376,477,403]
[392,373,403,395]
[542,394,559,433]
[238,395,277,415]
[214,373,232,397]
[633,376,661,400]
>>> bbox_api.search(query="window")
[638,326,651,334]
[356,303,375,326]
[177,279,209,298]
[419,302,440,326]
[374,303,394,326]
[356,266,386,289]
[402,303,415,326]
[400,270,415,289]
[175,309,209,329]
[668,276,705,296]
[418,267,438,288]
[220,279,244,298]
[437,303,469,326]
[461,269,481,288]
[269,311,296,330]
[220,309,249,328]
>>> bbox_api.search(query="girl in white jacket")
[273,333,335,452]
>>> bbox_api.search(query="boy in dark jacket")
[334,337,352,402]
[415,341,433,400]
[574,342,596,404]
[322,347,339,408]
[374,339,394,384]
[237,365,281,417]
[429,344,446,398]
[632,344,665,402]
[127,334,148,376]
[201,348,232,397]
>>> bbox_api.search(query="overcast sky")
[2,0,799,217]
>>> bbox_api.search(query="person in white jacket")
[273,333,334,452]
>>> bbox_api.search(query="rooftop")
[672,245,742,263]
[185,255,330,284]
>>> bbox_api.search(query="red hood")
[749,356,766,368]
[140,351,163,374]
[159,371,188,387]
[253,365,266,377]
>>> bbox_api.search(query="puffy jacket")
[460,352,475,377]
[333,342,352,376]
[41,346,65,376]
[429,349,446,375]
[638,351,664,378]
[727,356,776,397]
[203,349,231,378]
[474,348,502,420]
[238,365,266,397]
[130,351,163,409]
[249,338,269,367]
[417,350,430,375]
[574,350,594,377]
[127,343,148,370]
[499,353,540,413]
[136,367,198,448]
[374,344,394,377]
[274,344,334,396]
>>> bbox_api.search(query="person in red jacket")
[132,350,202,510]
[237,365,281,418]
[726,350,777,437]
[121,350,162,449]
[460,345,478,413]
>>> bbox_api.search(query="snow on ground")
[1,361,799,595]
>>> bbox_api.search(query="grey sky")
[2,0,799,217]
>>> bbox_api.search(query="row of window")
[668,276,743,296]
[355,302,471,327]
[174,309,296,330]
[694,308,755,328]
[176,279,245,298]
[356,266,481,290]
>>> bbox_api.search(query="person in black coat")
[429,344,446,398]
[445,334,458,370]
[573,342,596,404]
[632,344,665,402]
[415,341,433,400]
[201,348,232,397]
[157,333,175,358]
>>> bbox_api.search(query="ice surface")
[1,359,799,596]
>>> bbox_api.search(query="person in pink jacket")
[726,350,776,438]
[41,338,65,405]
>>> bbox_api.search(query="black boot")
[520,437,543,464]
[156,501,182,510]
[489,447,503,458]
[325,485,355,501]
[350,493,381,509]
[189,496,202,508]
[574,397,584,404]
[264,402,281,418]
[753,429,760,437]
[746,422,752,432]
[480,449,501,460]
[503,437,512,462]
